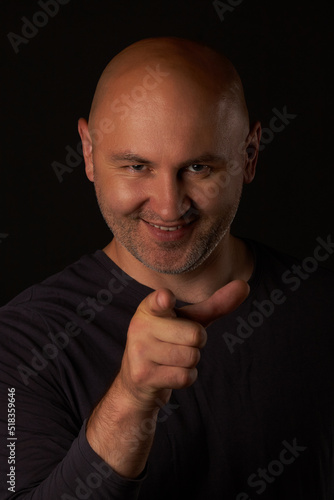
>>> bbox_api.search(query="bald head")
[88,37,249,133]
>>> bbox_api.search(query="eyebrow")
[107,152,154,165]
[107,151,227,167]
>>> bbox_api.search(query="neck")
[104,234,253,303]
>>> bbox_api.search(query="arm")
[0,307,144,500]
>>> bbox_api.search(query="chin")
[133,244,221,276]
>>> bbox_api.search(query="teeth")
[149,223,183,231]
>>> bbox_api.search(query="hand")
[117,280,249,410]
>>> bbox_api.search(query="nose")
[149,171,191,222]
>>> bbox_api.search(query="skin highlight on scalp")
[88,37,250,138]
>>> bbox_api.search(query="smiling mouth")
[147,222,184,232]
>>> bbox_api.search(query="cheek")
[97,175,146,215]
[189,174,243,213]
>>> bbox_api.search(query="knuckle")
[190,324,207,347]
[187,347,200,367]
[130,362,151,386]
[159,367,198,390]
[199,327,207,347]
[130,340,146,359]
[179,368,198,388]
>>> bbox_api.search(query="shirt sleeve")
[0,305,146,499]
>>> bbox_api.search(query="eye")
[127,165,146,172]
[186,164,210,174]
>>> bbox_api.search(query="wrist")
[86,376,161,478]
[115,371,171,413]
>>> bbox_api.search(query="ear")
[78,118,94,182]
[243,121,261,184]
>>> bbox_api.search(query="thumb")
[176,280,250,328]
[139,288,177,319]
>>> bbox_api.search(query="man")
[0,37,333,499]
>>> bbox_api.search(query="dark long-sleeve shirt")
[1,239,334,499]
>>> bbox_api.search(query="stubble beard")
[96,195,242,275]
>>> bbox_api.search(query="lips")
[141,218,196,242]
[148,222,183,232]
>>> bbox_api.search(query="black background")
[1,0,333,306]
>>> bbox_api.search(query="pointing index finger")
[140,288,177,318]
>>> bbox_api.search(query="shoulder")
[2,249,141,312]
[0,252,100,346]
[249,237,334,283]
[246,238,334,316]
[4,251,105,308]
[0,249,150,342]
[0,250,137,387]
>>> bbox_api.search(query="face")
[81,70,256,275]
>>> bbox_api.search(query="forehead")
[92,66,245,157]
